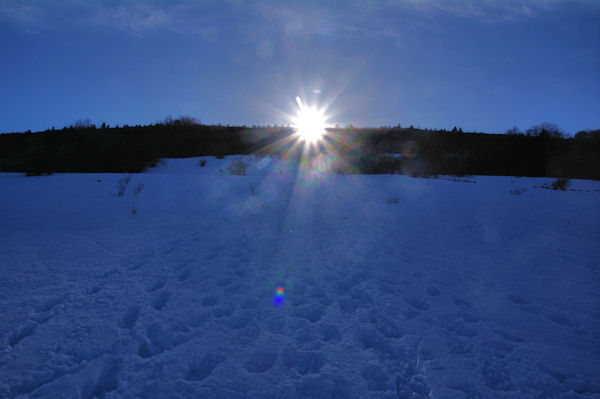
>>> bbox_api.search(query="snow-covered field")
[1,155,599,398]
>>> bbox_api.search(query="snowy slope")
[0,155,599,398]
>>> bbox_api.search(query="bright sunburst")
[292,96,327,144]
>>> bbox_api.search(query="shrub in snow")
[132,183,144,197]
[116,175,131,196]
[539,177,571,191]
[199,159,207,167]
[127,204,137,215]
[551,177,570,191]
[122,181,142,215]
[25,171,52,177]
[227,159,249,176]
[340,154,404,175]
[372,155,404,174]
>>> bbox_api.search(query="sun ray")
[292,96,328,145]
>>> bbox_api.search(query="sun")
[292,96,327,144]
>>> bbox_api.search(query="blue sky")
[1,0,598,134]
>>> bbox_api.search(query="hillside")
[0,156,599,398]
[1,123,599,180]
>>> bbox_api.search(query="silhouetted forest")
[1,119,599,180]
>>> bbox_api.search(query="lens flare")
[292,97,327,144]
[273,286,285,307]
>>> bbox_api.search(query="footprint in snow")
[220,311,255,330]
[177,268,192,282]
[336,276,359,295]
[338,297,360,315]
[395,365,431,399]
[506,294,529,305]
[201,295,219,307]
[151,291,170,310]
[163,242,182,255]
[233,251,250,263]
[188,311,211,327]
[482,339,514,358]
[404,295,430,311]
[35,293,68,312]
[137,323,188,358]
[447,320,478,338]
[294,323,322,350]
[127,261,143,271]
[282,349,326,375]
[318,323,342,342]
[452,297,472,307]
[378,282,396,294]
[369,312,405,339]
[234,268,248,277]
[213,306,233,318]
[361,363,393,391]
[147,278,166,292]
[205,244,226,260]
[318,295,335,306]
[173,262,188,271]
[8,322,37,347]
[481,359,514,392]
[291,305,325,323]
[89,285,102,294]
[349,287,373,306]
[95,269,118,279]
[216,278,231,287]
[118,305,141,329]
[355,325,380,350]
[447,336,474,355]
[457,311,484,323]
[294,375,352,398]
[186,352,225,381]
[547,312,575,327]
[244,349,278,373]
[80,356,122,399]
[236,324,261,346]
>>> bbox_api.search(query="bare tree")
[73,118,92,128]
[526,122,564,138]
[505,126,521,135]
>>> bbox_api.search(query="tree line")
[0,118,598,180]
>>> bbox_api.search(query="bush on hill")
[1,123,599,180]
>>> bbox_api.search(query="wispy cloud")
[81,1,227,43]
[244,1,404,44]
[390,0,600,23]
[231,0,597,54]
[0,3,49,32]
[1,0,597,39]
[0,1,221,41]
[87,3,172,35]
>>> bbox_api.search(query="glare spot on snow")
[273,286,285,307]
